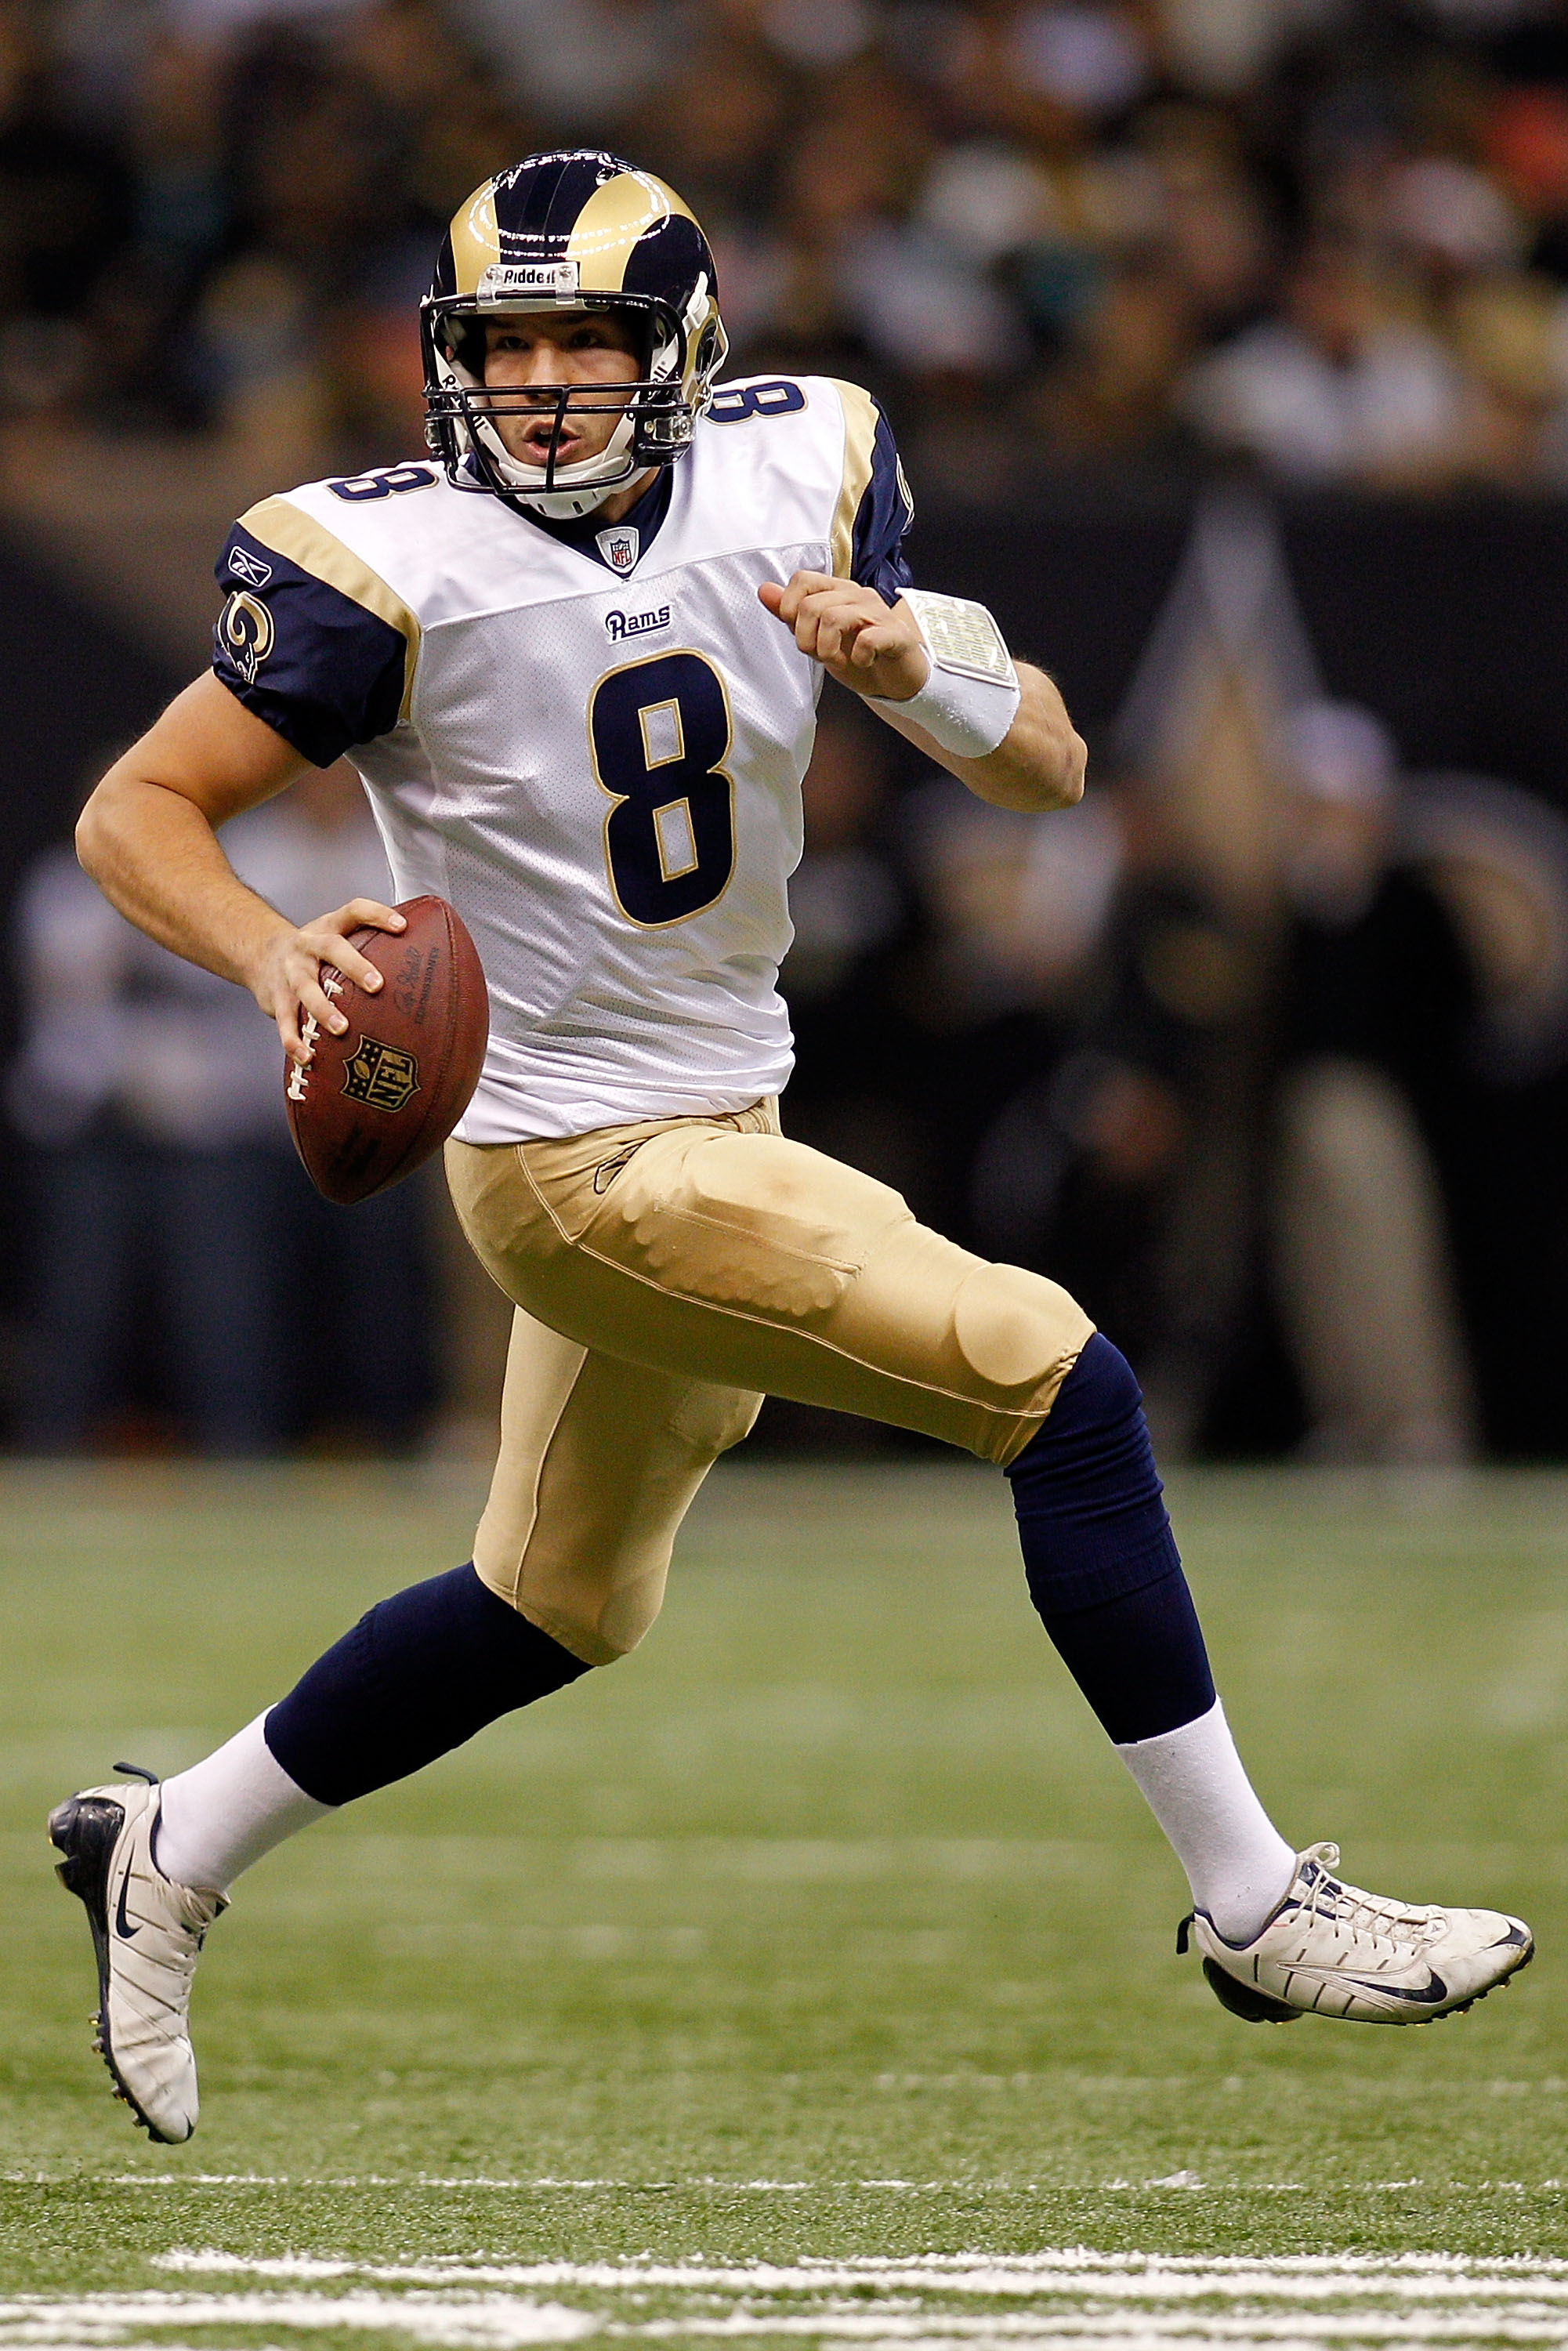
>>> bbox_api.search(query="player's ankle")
[1197,1860,1298,1948]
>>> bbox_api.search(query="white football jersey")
[213,375,914,1142]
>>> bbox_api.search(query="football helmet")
[422,150,728,520]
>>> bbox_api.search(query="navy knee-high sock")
[1006,1334,1215,1744]
[264,1563,590,1805]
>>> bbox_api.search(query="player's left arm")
[757,571,1085,813]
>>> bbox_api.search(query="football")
[284,895,488,1205]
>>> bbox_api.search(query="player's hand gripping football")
[250,900,407,1069]
[759,572,929,701]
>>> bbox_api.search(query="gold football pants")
[445,1099,1094,1665]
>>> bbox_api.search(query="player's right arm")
[76,677,404,1066]
[78,496,422,1062]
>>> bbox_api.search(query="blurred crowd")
[10,0,1568,484]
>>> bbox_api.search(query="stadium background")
[3,0,1568,1461]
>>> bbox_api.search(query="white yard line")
[152,2251,1568,2298]
[14,2295,1568,2349]
[5,2252,1568,2351]
[0,2298,598,2345]
[5,2177,1318,2195]
[10,2175,1549,2196]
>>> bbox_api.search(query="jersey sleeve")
[828,382,914,605]
[212,498,418,767]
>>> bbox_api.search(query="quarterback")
[53,152,1530,2143]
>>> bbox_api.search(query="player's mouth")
[509,413,595,469]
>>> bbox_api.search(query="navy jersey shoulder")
[699,371,914,603]
[212,519,410,769]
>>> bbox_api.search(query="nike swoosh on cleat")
[114,1871,139,1942]
[1348,1970,1448,2005]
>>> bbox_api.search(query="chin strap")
[509,477,626,520]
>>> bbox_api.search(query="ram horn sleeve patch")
[236,497,422,722]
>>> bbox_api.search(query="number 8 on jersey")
[589,650,737,927]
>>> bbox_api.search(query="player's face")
[481,313,643,471]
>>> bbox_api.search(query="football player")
[51,153,1530,2143]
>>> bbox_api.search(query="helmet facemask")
[422,282,726,520]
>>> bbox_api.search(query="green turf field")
[2,1461,1566,2346]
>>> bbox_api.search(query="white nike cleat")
[1180,1842,1533,2025]
[49,1768,226,2143]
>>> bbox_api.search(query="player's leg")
[1001,1329,1294,1939]
[50,1306,758,2141]
[448,1106,1533,2026]
[451,1111,1289,1930]
[998,1331,1519,2020]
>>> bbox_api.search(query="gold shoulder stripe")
[567,169,695,295]
[827,379,880,581]
[238,496,421,723]
[448,180,502,298]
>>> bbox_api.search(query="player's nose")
[523,341,575,386]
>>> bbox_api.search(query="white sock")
[154,1715,331,1894]
[1115,1698,1297,1943]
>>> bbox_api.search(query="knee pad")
[951,1261,1081,1393]
[667,1382,763,1458]
[1006,1332,1179,1614]
[483,1546,667,1667]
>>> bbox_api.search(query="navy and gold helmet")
[421,149,728,520]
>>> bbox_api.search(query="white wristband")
[866,588,1021,759]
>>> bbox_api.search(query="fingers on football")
[322,898,407,983]
[276,983,315,1065]
[302,912,389,998]
[338,897,407,936]
[296,965,351,1043]
[284,940,360,1043]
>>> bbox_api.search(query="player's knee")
[489,1564,668,1667]
[496,1400,764,1668]
[951,1259,1087,1396]
[586,1566,668,1661]
[668,1382,763,1457]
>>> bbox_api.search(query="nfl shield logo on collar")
[596,524,639,577]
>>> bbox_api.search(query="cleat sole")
[1201,1958,1302,2023]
